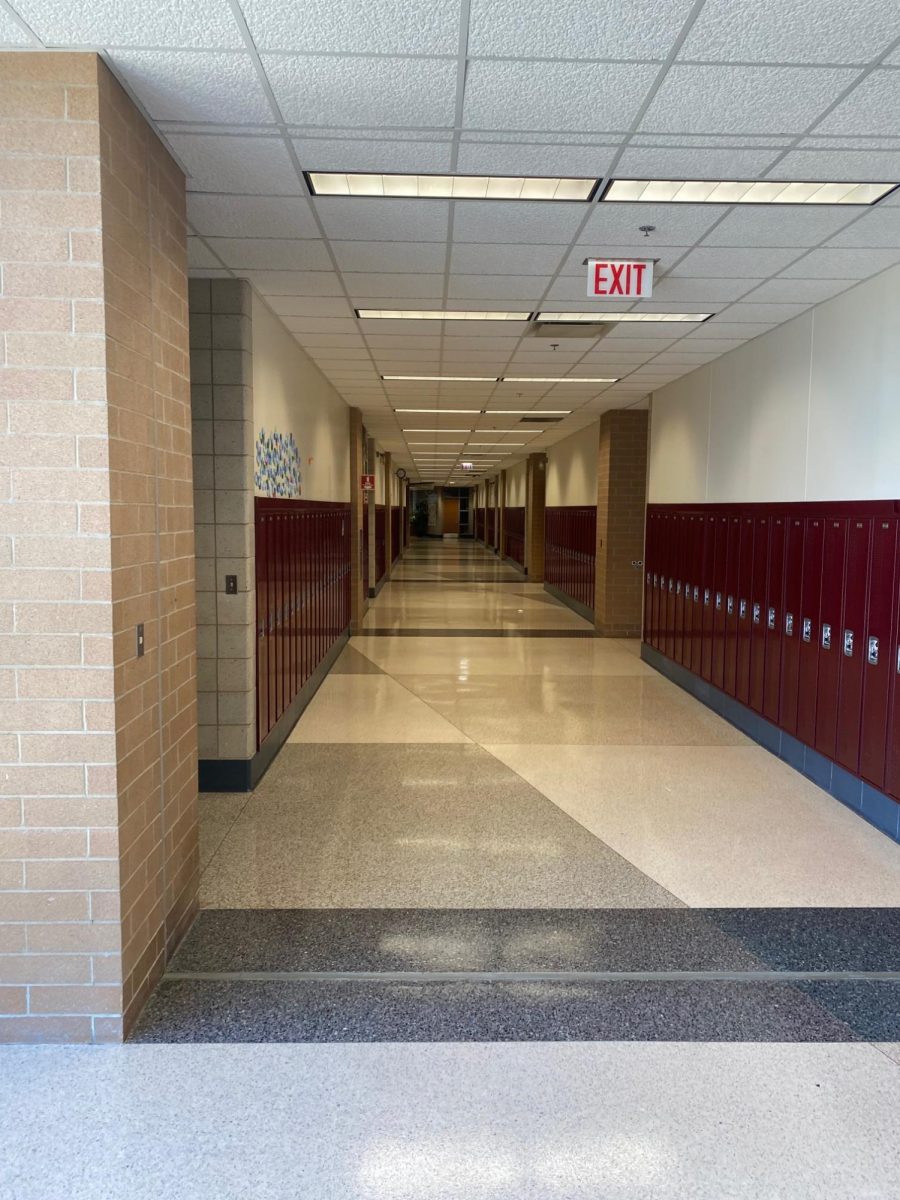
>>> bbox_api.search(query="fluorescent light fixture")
[407,441,467,445]
[482,409,573,415]
[383,375,499,382]
[602,179,898,205]
[468,442,527,446]
[307,172,597,201]
[501,377,617,385]
[394,408,483,413]
[362,311,529,322]
[403,429,473,433]
[535,312,711,323]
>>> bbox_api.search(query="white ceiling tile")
[452,202,587,246]
[244,271,345,296]
[765,148,900,181]
[455,142,616,177]
[281,317,360,335]
[678,0,900,64]
[294,138,452,173]
[14,0,243,47]
[601,331,681,347]
[779,246,900,276]
[825,208,900,247]
[714,302,810,322]
[447,275,545,300]
[450,243,564,274]
[242,0,459,54]
[187,195,319,239]
[188,268,233,278]
[333,241,447,272]
[365,335,442,348]
[343,273,446,298]
[463,60,658,132]
[300,334,367,348]
[741,277,852,303]
[442,335,523,349]
[681,336,749,352]
[315,198,450,243]
[813,71,900,137]
[702,205,858,248]
[0,7,32,43]
[187,238,222,269]
[166,134,300,195]
[267,297,354,318]
[630,134,794,147]
[583,202,724,245]
[672,246,802,277]
[616,146,781,178]
[639,65,859,135]
[206,238,331,270]
[262,55,458,127]
[468,0,694,58]
[107,51,273,124]
[801,136,900,150]
[698,321,778,338]
[652,276,763,301]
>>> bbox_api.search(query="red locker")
[763,516,786,725]
[652,512,664,651]
[711,515,729,689]
[256,508,269,745]
[779,516,805,735]
[814,519,847,762]
[664,513,677,660]
[796,517,825,747]
[835,519,872,774]
[700,515,717,681]
[723,516,742,696]
[736,515,754,705]
[696,518,710,681]
[859,518,898,789]
[643,511,654,644]
[748,515,769,713]
[674,514,686,665]
[885,562,900,802]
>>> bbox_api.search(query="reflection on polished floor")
[7,539,900,1198]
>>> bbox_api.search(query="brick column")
[348,408,366,631]
[525,453,547,580]
[595,410,649,636]
[189,280,255,778]
[0,52,196,1043]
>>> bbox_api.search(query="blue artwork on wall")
[255,428,302,498]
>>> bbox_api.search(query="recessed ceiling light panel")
[361,311,530,321]
[535,312,712,323]
[602,179,898,205]
[308,172,598,201]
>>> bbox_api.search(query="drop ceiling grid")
[5,0,900,477]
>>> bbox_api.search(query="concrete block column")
[594,410,649,636]
[525,453,547,580]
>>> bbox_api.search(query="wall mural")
[254,428,302,498]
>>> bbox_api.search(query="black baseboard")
[501,556,527,574]
[544,582,596,624]
[641,642,900,844]
[198,630,349,794]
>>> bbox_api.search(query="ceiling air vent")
[519,416,563,424]
[527,321,613,340]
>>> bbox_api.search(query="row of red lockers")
[644,503,900,802]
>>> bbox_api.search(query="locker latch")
[704,588,710,606]
[785,612,794,636]
[843,629,854,657]
[867,636,879,666]
[668,578,674,593]
[739,599,748,619]
[726,595,734,615]
[821,623,832,650]
[897,645,900,674]
[752,602,761,624]
[646,571,651,585]
[802,618,812,643]
[653,574,658,588]
[676,580,682,595]
[693,586,700,603]
[767,607,776,630]
[715,592,722,611]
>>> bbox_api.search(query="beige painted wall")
[251,293,350,502]
[506,460,527,506]
[545,424,601,506]
[649,264,900,504]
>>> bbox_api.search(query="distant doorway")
[442,496,460,535]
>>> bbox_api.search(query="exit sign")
[587,259,653,299]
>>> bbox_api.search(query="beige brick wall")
[0,52,196,1043]
[595,410,649,637]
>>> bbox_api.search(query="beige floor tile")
[350,635,654,677]
[287,675,470,743]
[485,742,900,907]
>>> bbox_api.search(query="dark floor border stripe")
[642,642,900,843]
[543,582,596,623]
[164,969,900,984]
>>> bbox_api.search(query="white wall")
[505,460,527,507]
[545,424,600,507]
[649,265,900,504]
[252,292,350,501]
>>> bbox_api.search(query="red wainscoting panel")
[391,506,401,563]
[503,506,526,567]
[255,498,351,750]
[476,506,485,542]
[645,500,900,809]
[375,505,386,583]
[545,506,596,613]
[486,507,496,548]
